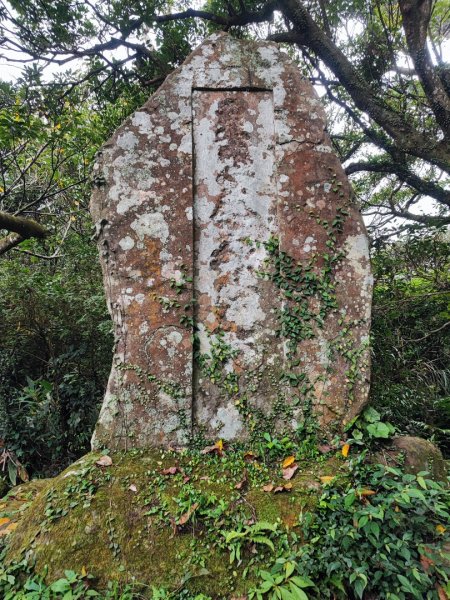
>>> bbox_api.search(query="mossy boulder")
[1,449,343,597]
[375,436,447,481]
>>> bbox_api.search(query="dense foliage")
[370,231,450,454]
[0,232,112,476]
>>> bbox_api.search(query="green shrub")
[0,232,112,475]
[371,232,450,455]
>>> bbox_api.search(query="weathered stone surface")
[90,33,372,449]
[376,436,447,481]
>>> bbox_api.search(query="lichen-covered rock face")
[90,33,372,449]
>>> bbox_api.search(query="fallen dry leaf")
[81,566,87,577]
[274,483,292,493]
[235,472,248,490]
[282,464,299,480]
[263,482,292,493]
[420,553,434,572]
[183,476,191,484]
[0,517,10,527]
[358,489,376,497]
[95,455,112,467]
[161,466,180,475]
[282,455,296,469]
[436,585,448,600]
[243,451,258,462]
[201,440,224,455]
[178,502,199,526]
[341,444,350,458]
[319,476,334,484]
[128,484,138,493]
[318,444,332,454]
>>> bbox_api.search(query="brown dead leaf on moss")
[282,465,298,480]
[318,444,332,454]
[161,466,180,476]
[201,440,224,456]
[235,472,248,490]
[263,483,292,493]
[178,503,199,526]
[436,585,447,600]
[95,455,112,467]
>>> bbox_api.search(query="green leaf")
[290,576,315,588]
[284,562,295,578]
[416,476,427,490]
[364,407,381,422]
[344,492,356,509]
[366,422,391,438]
[50,579,70,593]
[289,583,309,600]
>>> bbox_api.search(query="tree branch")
[399,0,450,137]
[0,233,24,256]
[345,160,450,207]
[0,211,48,240]
[274,0,450,172]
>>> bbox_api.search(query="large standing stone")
[90,33,372,449]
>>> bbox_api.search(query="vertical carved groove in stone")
[191,90,199,435]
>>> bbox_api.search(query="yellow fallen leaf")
[358,489,376,497]
[282,456,296,469]
[341,444,350,458]
[319,476,334,484]
[81,566,87,577]
[436,524,446,534]
[0,517,11,527]
[216,439,224,453]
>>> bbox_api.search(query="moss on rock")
[1,449,345,597]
